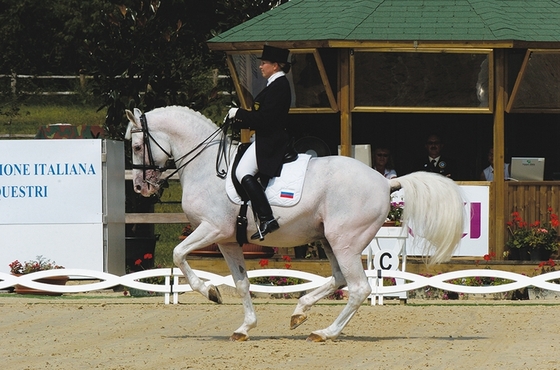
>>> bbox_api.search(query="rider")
[227,45,292,241]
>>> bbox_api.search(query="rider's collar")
[267,71,285,86]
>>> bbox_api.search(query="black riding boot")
[241,175,280,240]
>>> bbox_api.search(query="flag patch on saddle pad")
[280,191,294,199]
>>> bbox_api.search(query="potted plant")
[9,255,68,296]
[528,259,560,300]
[386,191,404,226]
[506,208,560,261]
[124,253,166,297]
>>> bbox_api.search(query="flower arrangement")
[506,208,560,258]
[387,191,404,226]
[387,201,404,226]
[124,253,165,296]
[9,255,64,275]
[250,256,303,289]
[527,258,560,299]
[131,252,161,272]
[250,256,344,300]
[534,258,559,283]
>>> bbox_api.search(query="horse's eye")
[133,145,142,152]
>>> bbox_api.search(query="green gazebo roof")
[209,0,560,48]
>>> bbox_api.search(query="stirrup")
[251,218,280,241]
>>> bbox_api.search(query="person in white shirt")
[373,147,397,179]
[480,148,510,181]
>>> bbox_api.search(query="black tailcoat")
[233,75,291,178]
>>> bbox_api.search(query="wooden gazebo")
[208,0,560,259]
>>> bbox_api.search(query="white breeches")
[236,142,258,182]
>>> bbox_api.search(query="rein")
[132,113,231,189]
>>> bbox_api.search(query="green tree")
[81,0,289,138]
[0,0,288,133]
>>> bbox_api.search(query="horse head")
[125,108,173,197]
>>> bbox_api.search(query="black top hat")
[258,45,291,65]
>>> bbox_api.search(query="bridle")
[130,113,231,189]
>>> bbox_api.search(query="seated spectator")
[373,146,397,179]
[418,134,453,178]
[480,148,510,181]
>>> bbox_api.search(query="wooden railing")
[1,72,228,95]
[125,212,188,224]
[124,170,187,224]
[506,181,560,222]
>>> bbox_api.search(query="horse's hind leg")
[290,240,347,330]
[218,243,258,342]
[306,250,371,342]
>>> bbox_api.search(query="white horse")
[125,106,465,342]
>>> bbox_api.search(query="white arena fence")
[2,268,560,305]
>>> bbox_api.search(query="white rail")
[2,268,560,304]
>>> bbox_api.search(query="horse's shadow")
[164,334,487,342]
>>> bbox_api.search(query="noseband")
[131,113,230,189]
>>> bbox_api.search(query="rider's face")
[260,60,278,79]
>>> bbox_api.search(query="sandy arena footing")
[1,290,559,370]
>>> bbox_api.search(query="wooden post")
[339,49,352,157]
[493,50,506,259]
[10,71,16,94]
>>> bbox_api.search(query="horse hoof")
[208,285,223,304]
[306,333,326,342]
[290,314,307,330]
[230,332,249,342]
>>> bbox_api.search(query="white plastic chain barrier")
[2,268,560,304]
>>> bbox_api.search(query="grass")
[0,97,105,136]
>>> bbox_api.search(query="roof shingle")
[209,0,560,45]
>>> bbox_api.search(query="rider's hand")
[228,107,238,119]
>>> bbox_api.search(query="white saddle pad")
[226,153,311,207]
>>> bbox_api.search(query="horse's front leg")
[173,225,224,304]
[218,243,257,341]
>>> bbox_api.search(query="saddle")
[230,140,305,245]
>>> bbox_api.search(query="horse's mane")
[150,105,219,131]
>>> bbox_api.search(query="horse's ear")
[125,109,141,140]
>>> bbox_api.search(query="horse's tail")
[389,172,465,264]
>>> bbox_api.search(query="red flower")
[284,263,292,269]
[143,253,153,260]
[134,259,143,266]
[259,259,269,268]
[282,255,292,262]
[483,254,491,261]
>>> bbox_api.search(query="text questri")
[0,163,96,198]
